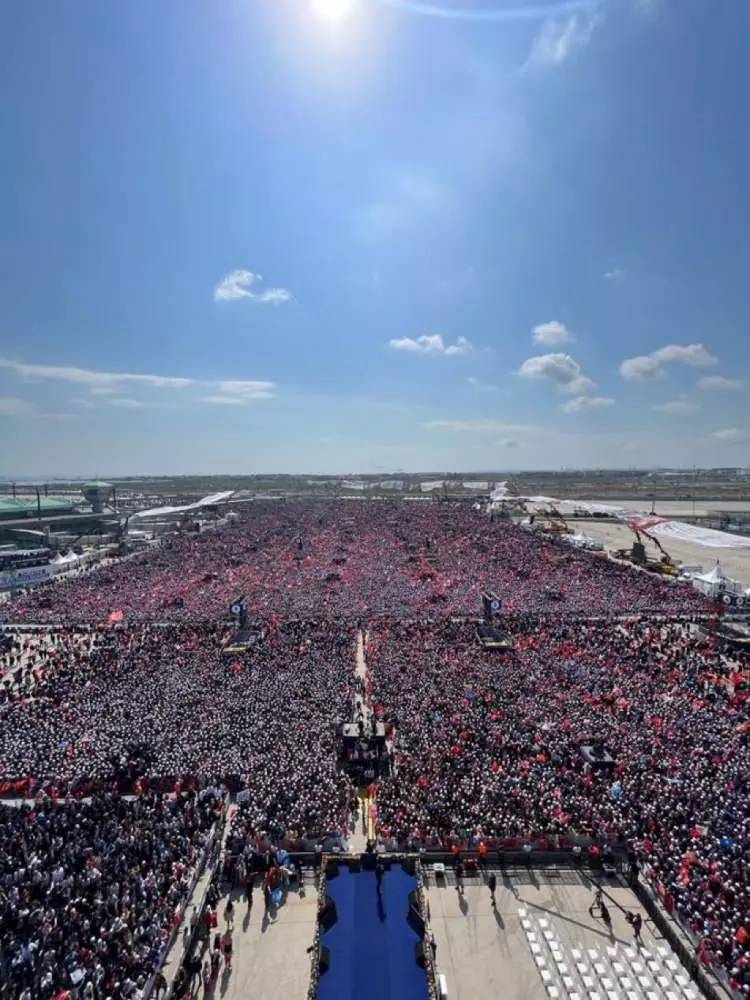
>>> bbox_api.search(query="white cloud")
[619,355,665,381]
[0,359,193,389]
[698,375,743,392]
[214,269,291,305]
[620,343,718,381]
[389,334,473,356]
[526,12,601,67]
[497,438,518,448]
[108,397,146,409]
[518,353,595,394]
[603,267,625,280]
[70,398,96,409]
[445,336,473,357]
[89,386,117,395]
[532,320,574,346]
[561,396,615,414]
[652,400,700,414]
[0,396,35,416]
[710,428,750,443]
[652,344,717,367]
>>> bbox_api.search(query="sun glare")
[311,0,354,20]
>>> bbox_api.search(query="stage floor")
[318,864,429,1000]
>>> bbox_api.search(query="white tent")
[690,561,749,599]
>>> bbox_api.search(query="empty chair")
[546,985,560,999]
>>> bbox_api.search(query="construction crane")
[616,523,678,575]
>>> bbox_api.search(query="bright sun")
[310,0,354,20]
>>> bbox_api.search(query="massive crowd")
[0,621,353,840]
[0,791,223,1000]
[1,499,747,996]
[368,618,750,988]
[2,502,711,624]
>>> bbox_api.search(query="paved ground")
[579,519,750,583]
[197,880,319,1000]
[426,869,692,1000]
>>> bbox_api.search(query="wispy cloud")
[561,395,614,413]
[202,380,275,405]
[466,376,498,391]
[0,358,193,389]
[389,334,474,356]
[603,266,625,281]
[200,396,250,406]
[698,375,743,392]
[214,269,292,304]
[0,359,276,405]
[710,427,750,443]
[107,397,147,409]
[620,343,718,381]
[518,352,595,394]
[652,400,700,414]
[526,11,601,67]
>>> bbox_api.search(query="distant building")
[0,497,75,521]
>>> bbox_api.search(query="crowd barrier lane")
[143,798,229,1000]
[415,859,440,1000]
[634,873,738,1000]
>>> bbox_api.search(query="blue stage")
[317,864,429,1000]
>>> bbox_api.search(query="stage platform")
[317,864,429,1000]
[476,624,514,650]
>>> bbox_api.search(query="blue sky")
[1,0,749,476]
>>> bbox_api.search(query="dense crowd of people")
[368,617,750,987]
[0,622,353,841]
[2,502,711,624]
[0,791,223,1000]
[1,498,746,996]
